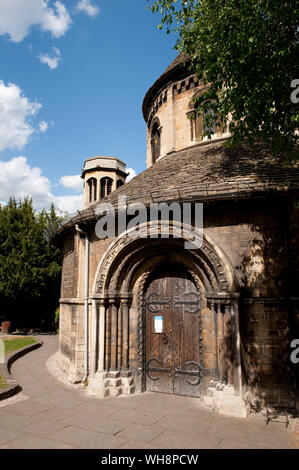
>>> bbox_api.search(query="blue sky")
[0,0,177,213]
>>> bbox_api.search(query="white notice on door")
[154,315,163,333]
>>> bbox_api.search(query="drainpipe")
[75,224,89,382]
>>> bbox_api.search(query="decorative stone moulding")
[173,75,201,96]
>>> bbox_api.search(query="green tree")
[0,198,62,330]
[149,0,299,159]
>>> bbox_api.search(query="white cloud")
[0,0,72,43]
[41,1,72,38]
[127,168,137,182]
[53,194,83,214]
[39,120,48,132]
[0,80,42,151]
[76,0,100,18]
[38,46,61,69]
[59,174,83,193]
[0,156,52,210]
[0,156,83,213]
[0,157,137,215]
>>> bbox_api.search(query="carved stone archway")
[92,221,237,296]
[87,221,245,415]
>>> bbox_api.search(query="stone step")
[122,376,134,386]
[107,371,121,379]
[125,385,135,395]
[109,386,122,397]
[108,378,122,387]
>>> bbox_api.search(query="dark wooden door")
[145,265,202,397]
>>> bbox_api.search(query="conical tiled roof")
[163,53,190,75]
[142,53,192,122]
[51,140,299,241]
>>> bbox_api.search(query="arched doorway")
[88,223,241,405]
[144,263,202,397]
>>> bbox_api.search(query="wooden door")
[145,265,202,397]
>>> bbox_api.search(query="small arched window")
[87,177,97,203]
[116,180,124,189]
[100,177,113,198]
[150,118,161,164]
[188,91,222,142]
[203,101,217,135]
[107,178,112,195]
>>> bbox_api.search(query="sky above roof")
[0,0,177,214]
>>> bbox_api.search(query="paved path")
[0,336,296,449]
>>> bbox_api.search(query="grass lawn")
[0,374,7,389]
[3,337,37,355]
[0,337,37,392]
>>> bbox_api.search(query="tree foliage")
[148,0,299,159]
[0,198,62,330]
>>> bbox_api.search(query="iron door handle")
[146,358,172,381]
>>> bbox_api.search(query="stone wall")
[204,196,297,410]
[60,231,79,299]
[59,231,116,382]
[58,194,298,410]
[59,231,82,382]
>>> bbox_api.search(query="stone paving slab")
[3,399,54,416]
[31,391,84,410]
[118,440,167,449]
[0,409,37,430]
[32,406,78,423]
[69,401,124,418]
[59,412,126,435]
[116,423,166,444]
[150,429,221,449]
[22,418,69,437]
[0,392,28,409]
[111,408,166,426]
[0,426,21,446]
[47,426,127,449]
[0,335,296,449]
[156,415,214,435]
[0,434,76,449]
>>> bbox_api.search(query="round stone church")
[51,55,299,417]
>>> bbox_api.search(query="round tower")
[142,54,231,168]
[81,156,127,209]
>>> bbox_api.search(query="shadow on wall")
[236,198,299,412]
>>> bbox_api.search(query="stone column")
[110,299,118,371]
[210,300,219,379]
[224,303,232,385]
[86,298,109,398]
[217,301,225,382]
[225,302,235,386]
[90,299,98,376]
[97,299,106,372]
[121,299,129,372]
[232,298,242,392]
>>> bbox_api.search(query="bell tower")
[81,156,127,209]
